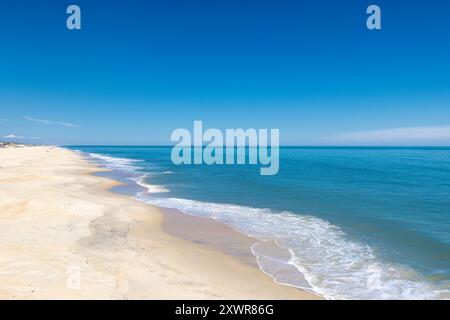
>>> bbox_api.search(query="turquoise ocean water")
[68,146,450,299]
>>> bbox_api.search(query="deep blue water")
[68,146,450,299]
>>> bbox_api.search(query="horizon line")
[61,144,450,148]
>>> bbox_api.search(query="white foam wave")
[134,195,449,300]
[88,153,143,173]
[86,153,170,193]
[130,174,170,193]
[142,171,173,176]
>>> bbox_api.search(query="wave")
[129,174,170,193]
[134,195,449,300]
[85,152,170,193]
[150,170,173,175]
[88,153,143,173]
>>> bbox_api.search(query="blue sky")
[1,0,449,145]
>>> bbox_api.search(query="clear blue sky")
[1,0,449,145]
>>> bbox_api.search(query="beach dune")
[0,146,317,299]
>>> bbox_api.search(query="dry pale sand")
[0,146,319,299]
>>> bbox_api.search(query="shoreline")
[83,149,320,297]
[71,145,450,300]
[0,146,319,299]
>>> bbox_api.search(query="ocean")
[68,146,450,299]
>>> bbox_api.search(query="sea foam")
[134,195,449,300]
[88,153,143,173]
[129,173,170,193]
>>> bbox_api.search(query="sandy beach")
[0,146,318,299]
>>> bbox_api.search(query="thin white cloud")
[24,115,77,128]
[4,134,25,139]
[3,134,40,140]
[333,125,450,145]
